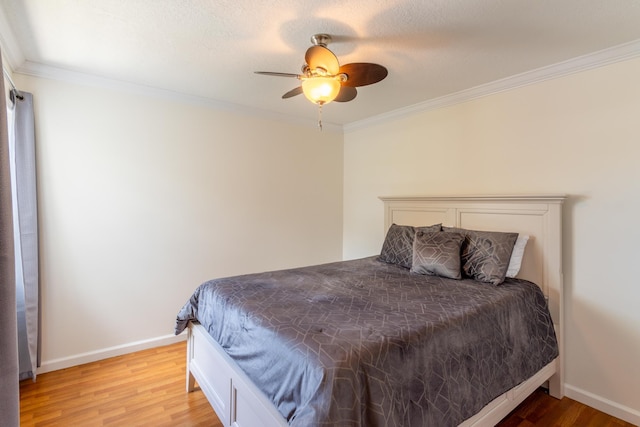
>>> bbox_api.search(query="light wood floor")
[20,341,220,426]
[20,342,635,427]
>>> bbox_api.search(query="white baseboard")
[37,333,187,374]
[565,384,640,426]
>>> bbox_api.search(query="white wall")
[343,58,640,423]
[16,75,344,369]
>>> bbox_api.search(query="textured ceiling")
[1,0,640,127]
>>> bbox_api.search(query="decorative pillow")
[443,227,518,285]
[379,223,442,268]
[506,234,530,278]
[411,231,464,279]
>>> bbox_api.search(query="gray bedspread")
[175,256,558,427]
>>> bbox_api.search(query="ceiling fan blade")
[339,63,388,87]
[305,46,340,75]
[282,86,303,99]
[255,71,301,78]
[334,86,357,102]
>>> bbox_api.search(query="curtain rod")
[3,65,24,100]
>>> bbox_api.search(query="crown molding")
[344,38,640,133]
[4,24,639,135]
[1,5,336,130]
[12,60,343,133]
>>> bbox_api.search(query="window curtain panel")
[0,51,20,426]
[8,87,39,381]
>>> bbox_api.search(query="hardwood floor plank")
[21,342,634,426]
[497,388,637,427]
[20,343,221,427]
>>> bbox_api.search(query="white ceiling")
[1,0,640,127]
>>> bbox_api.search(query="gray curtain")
[8,88,39,380]
[0,52,20,426]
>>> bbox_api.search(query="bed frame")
[186,194,565,427]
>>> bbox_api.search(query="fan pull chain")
[317,104,323,131]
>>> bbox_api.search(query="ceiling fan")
[255,34,388,128]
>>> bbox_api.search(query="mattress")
[175,256,558,427]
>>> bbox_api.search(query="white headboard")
[380,194,565,326]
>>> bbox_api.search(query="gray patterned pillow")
[379,223,442,268]
[443,227,518,285]
[411,231,464,279]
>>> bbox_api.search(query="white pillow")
[506,235,529,278]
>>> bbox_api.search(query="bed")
[175,195,565,427]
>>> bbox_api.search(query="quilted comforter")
[175,256,558,427]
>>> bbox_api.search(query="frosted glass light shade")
[302,77,341,105]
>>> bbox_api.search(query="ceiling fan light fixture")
[301,76,341,105]
[255,33,388,127]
